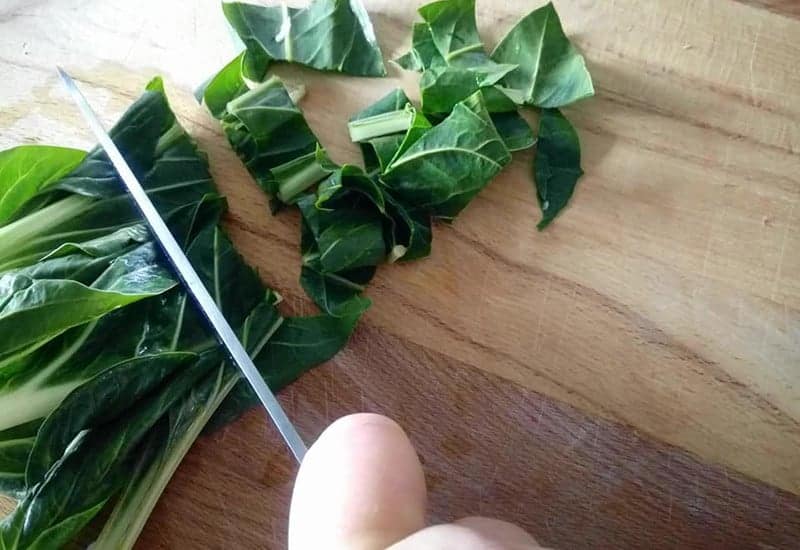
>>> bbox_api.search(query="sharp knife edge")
[57,67,307,463]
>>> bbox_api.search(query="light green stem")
[348,109,413,143]
[0,195,93,267]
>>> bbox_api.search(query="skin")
[289,413,542,550]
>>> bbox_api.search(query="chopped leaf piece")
[223,0,386,77]
[491,2,594,108]
[382,92,511,219]
[534,108,584,229]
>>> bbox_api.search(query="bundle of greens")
[0,79,363,549]
[393,0,592,228]
[200,0,592,314]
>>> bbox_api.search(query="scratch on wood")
[770,199,796,301]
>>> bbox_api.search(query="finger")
[288,413,427,550]
[389,517,541,550]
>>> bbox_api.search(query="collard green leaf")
[491,2,594,108]
[382,92,511,219]
[0,146,86,225]
[534,108,583,229]
[223,0,386,77]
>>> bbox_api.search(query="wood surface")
[1,0,799,548]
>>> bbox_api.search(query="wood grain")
[137,324,800,549]
[1,0,799,547]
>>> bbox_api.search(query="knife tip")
[55,66,69,82]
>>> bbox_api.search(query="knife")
[57,67,307,463]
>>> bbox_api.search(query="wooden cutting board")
[1,0,799,547]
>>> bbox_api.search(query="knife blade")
[57,67,307,463]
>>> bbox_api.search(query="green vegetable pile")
[0,79,362,549]
[0,0,593,548]
[200,0,593,315]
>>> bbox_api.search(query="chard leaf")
[490,111,535,152]
[24,352,196,486]
[212,304,369,427]
[383,192,432,262]
[0,420,40,498]
[0,353,216,550]
[419,63,516,114]
[491,2,594,108]
[313,205,385,273]
[393,22,444,72]
[418,0,486,66]
[300,265,374,317]
[348,90,432,172]
[218,76,329,204]
[197,51,269,118]
[0,255,175,364]
[0,146,86,225]
[223,0,386,77]
[534,108,583,229]
[382,92,511,219]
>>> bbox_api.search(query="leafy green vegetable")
[417,0,490,67]
[0,421,40,499]
[223,0,386,77]
[199,69,333,209]
[533,108,584,229]
[491,2,594,108]
[0,78,362,550]
[393,22,442,72]
[0,146,85,225]
[382,92,511,220]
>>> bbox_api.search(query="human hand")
[289,413,542,549]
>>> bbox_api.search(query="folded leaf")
[300,265,374,317]
[382,92,511,219]
[418,0,487,67]
[419,63,516,114]
[534,108,584,229]
[393,22,445,72]
[490,111,535,152]
[491,2,594,108]
[223,0,386,77]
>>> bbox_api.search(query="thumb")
[288,413,428,550]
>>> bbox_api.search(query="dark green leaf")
[534,108,584,229]
[300,265,374,317]
[491,2,594,108]
[25,352,196,486]
[0,420,40,498]
[382,92,511,219]
[211,304,368,428]
[419,63,516,114]
[393,22,444,72]
[490,111,535,152]
[223,0,386,77]
[0,353,216,550]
